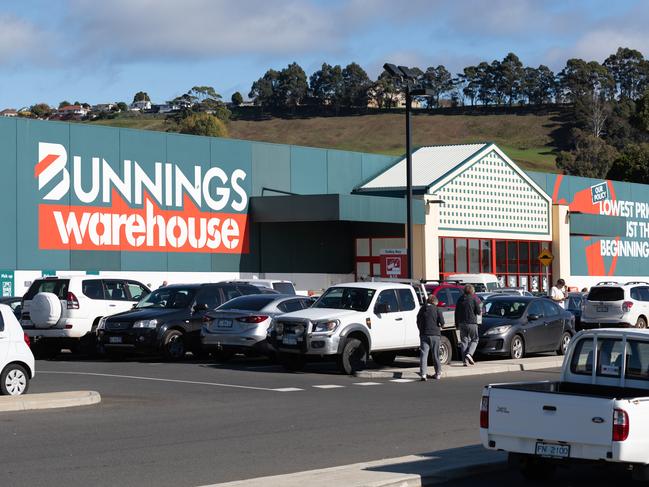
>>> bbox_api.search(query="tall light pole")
[383,63,433,280]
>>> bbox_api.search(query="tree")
[458,66,479,105]
[249,69,280,108]
[633,88,649,132]
[116,102,129,112]
[341,62,371,107]
[575,94,612,137]
[499,52,525,105]
[178,113,228,137]
[58,100,71,109]
[608,143,649,183]
[557,59,615,103]
[556,129,618,178]
[475,62,495,105]
[422,65,454,108]
[604,47,649,100]
[277,62,308,109]
[309,62,344,109]
[30,103,52,119]
[132,91,151,103]
[368,71,399,109]
[231,92,243,106]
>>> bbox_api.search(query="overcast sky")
[1,0,648,108]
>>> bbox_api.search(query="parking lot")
[3,354,558,487]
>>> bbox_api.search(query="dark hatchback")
[97,282,269,360]
[477,296,575,359]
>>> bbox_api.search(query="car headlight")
[133,319,158,329]
[484,325,512,336]
[96,317,106,331]
[312,319,340,333]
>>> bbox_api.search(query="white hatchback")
[0,304,35,395]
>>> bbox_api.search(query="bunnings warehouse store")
[1,117,648,296]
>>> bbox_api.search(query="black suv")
[97,282,270,359]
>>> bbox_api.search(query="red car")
[424,283,464,309]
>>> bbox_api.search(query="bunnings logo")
[35,142,249,253]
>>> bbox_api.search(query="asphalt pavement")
[2,354,560,487]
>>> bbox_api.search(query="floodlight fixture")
[397,66,417,79]
[383,63,402,78]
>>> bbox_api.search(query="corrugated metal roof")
[357,143,489,192]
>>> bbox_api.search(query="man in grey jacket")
[455,284,481,366]
[417,294,445,381]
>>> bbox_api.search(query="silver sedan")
[201,294,315,361]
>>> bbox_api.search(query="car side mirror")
[528,313,540,321]
[194,303,209,313]
[375,303,389,315]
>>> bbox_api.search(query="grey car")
[201,294,315,361]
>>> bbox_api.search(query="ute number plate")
[109,336,122,344]
[535,442,570,458]
[282,336,297,345]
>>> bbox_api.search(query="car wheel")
[337,338,368,375]
[279,353,306,372]
[371,351,397,367]
[557,332,572,356]
[162,330,186,361]
[636,317,647,329]
[509,335,525,359]
[1,364,29,396]
[438,336,453,365]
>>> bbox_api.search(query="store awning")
[250,194,425,224]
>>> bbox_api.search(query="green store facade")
[1,117,648,295]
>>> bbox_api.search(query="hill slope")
[91,111,565,172]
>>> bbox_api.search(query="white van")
[448,273,501,292]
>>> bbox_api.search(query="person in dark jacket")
[455,284,482,366]
[417,294,445,381]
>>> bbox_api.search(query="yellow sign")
[538,249,553,267]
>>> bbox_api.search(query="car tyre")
[438,336,453,365]
[509,334,525,359]
[337,338,368,375]
[1,363,29,396]
[279,353,306,372]
[636,316,647,329]
[557,332,572,356]
[371,351,397,367]
[162,330,186,361]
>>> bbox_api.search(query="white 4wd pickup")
[267,282,426,374]
[481,328,649,481]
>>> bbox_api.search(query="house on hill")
[0,109,17,117]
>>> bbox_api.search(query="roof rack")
[625,281,649,286]
[596,281,620,286]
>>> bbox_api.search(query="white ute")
[481,328,649,481]
[267,282,423,374]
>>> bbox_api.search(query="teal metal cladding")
[0,118,397,273]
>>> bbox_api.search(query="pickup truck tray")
[492,381,648,400]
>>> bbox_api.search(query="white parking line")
[40,371,298,392]
[312,385,345,389]
[353,382,382,386]
[390,379,415,383]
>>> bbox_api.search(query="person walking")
[551,278,567,308]
[417,294,445,381]
[455,284,481,366]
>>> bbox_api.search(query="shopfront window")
[439,237,550,291]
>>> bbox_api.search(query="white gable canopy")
[355,143,553,240]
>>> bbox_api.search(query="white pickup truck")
[480,328,649,481]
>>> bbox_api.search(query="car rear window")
[272,282,295,294]
[218,295,277,311]
[24,279,70,300]
[588,287,624,302]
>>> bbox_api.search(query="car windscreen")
[24,279,70,300]
[588,287,624,302]
[218,295,277,311]
[313,287,376,312]
[483,299,528,319]
[272,282,295,294]
[135,288,196,309]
